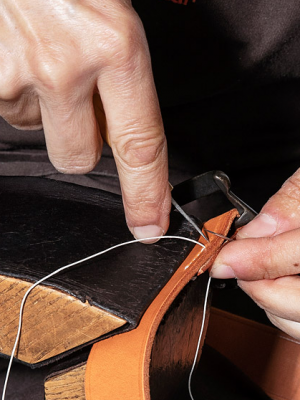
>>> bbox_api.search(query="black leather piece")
[0,177,198,324]
[0,177,209,366]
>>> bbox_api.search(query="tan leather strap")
[85,209,239,400]
[207,308,300,400]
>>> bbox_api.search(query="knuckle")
[251,290,270,311]
[281,171,300,202]
[113,128,166,170]
[0,64,25,101]
[241,281,272,311]
[122,183,170,228]
[261,236,285,279]
[34,58,71,93]
[272,170,300,219]
[0,95,42,129]
[262,237,277,279]
[7,115,42,131]
[124,192,160,213]
[31,44,82,94]
[101,14,146,68]
[0,85,22,102]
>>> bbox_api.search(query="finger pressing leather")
[211,228,300,280]
[40,94,102,174]
[98,22,170,238]
[238,276,300,323]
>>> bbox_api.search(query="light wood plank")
[0,275,126,364]
[45,363,86,400]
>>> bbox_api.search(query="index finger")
[98,15,171,241]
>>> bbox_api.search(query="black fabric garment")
[133,0,300,106]
[1,0,300,187]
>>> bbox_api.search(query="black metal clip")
[171,170,257,229]
[212,171,257,228]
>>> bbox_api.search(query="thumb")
[210,168,300,279]
[236,168,300,239]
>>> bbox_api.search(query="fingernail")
[210,264,236,279]
[237,213,277,239]
[131,225,164,244]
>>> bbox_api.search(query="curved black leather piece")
[0,177,199,332]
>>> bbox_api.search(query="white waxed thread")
[188,275,212,400]
[1,235,206,400]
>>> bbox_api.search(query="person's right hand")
[211,169,300,340]
[0,0,171,241]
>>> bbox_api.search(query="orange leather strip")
[207,308,300,400]
[85,209,239,400]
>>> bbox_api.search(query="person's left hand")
[0,0,171,242]
[210,168,300,340]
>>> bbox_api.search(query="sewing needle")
[171,196,209,242]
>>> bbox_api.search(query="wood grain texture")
[0,275,126,364]
[45,363,86,400]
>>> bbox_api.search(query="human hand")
[0,0,170,240]
[211,169,300,339]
